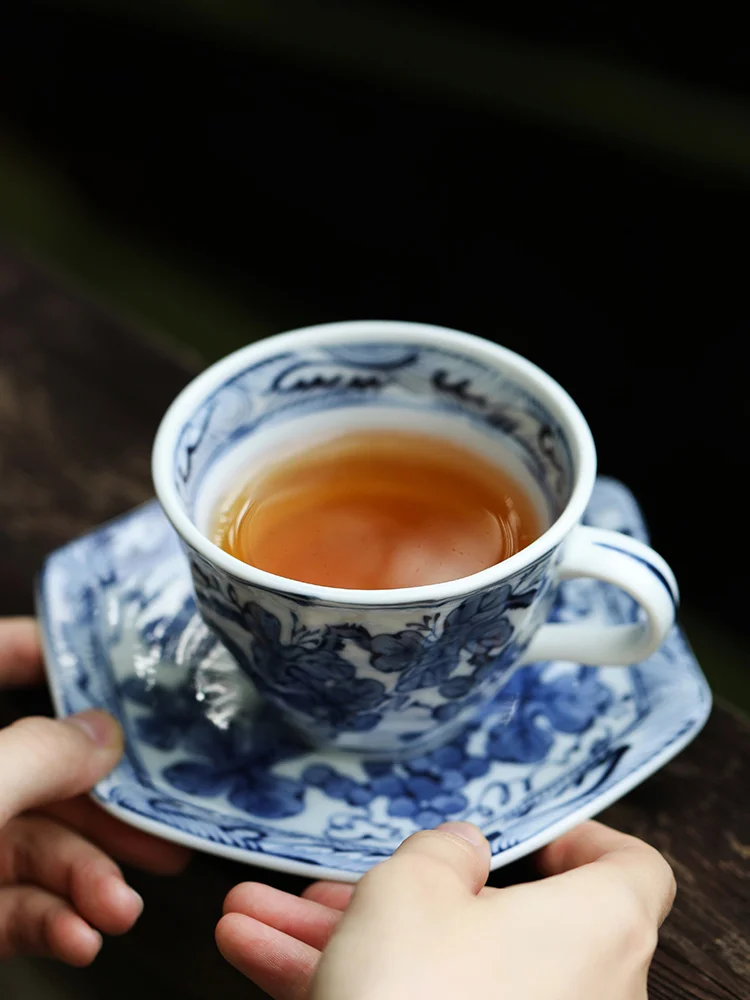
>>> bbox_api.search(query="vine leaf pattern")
[38,478,711,874]
[190,553,551,745]
[121,658,616,823]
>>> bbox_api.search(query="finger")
[216,912,319,1000]
[538,821,676,925]
[372,822,490,898]
[301,882,355,911]
[0,814,143,935]
[0,711,123,825]
[41,797,191,875]
[0,618,44,688]
[537,820,647,874]
[0,885,102,966]
[224,882,343,950]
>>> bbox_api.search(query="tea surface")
[213,430,541,589]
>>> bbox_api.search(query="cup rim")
[152,320,597,606]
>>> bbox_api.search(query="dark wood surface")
[0,246,747,999]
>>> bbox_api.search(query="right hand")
[218,820,675,1000]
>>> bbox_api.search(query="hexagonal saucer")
[37,478,710,881]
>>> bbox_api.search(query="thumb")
[0,711,123,825]
[310,825,490,1000]
[378,822,491,897]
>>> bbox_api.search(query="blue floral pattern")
[172,341,573,522]
[115,657,614,827]
[167,337,581,752]
[188,549,554,750]
[37,479,711,879]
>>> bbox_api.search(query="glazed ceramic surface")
[38,478,709,880]
[152,322,677,753]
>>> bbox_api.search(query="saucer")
[37,478,711,881]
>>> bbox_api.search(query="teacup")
[153,321,677,756]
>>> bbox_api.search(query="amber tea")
[213,430,541,589]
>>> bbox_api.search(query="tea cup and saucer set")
[37,321,710,881]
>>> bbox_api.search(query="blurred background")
[2,1,747,693]
[2,8,748,683]
[1,2,749,996]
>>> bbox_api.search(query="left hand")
[0,617,190,966]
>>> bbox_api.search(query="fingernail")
[66,710,122,748]
[79,924,103,955]
[129,889,144,917]
[108,877,144,918]
[437,822,487,847]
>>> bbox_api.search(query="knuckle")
[10,714,54,742]
[8,893,46,957]
[8,716,69,761]
[42,900,68,958]
[598,872,659,958]
[621,906,659,961]
[5,816,38,884]
[5,910,24,957]
[2,717,85,807]
[73,854,120,895]
[358,855,431,902]
[628,842,677,921]
[652,850,677,911]
[358,860,396,897]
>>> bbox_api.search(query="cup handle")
[519,525,678,666]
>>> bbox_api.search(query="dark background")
[1,7,749,999]
[1,1,747,639]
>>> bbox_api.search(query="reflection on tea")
[213,430,541,589]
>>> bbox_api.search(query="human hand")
[217,819,675,1000]
[0,617,190,965]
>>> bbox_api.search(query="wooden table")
[0,247,747,1000]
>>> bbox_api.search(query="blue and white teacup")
[153,321,677,756]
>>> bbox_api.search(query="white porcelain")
[37,479,710,880]
[151,322,678,754]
